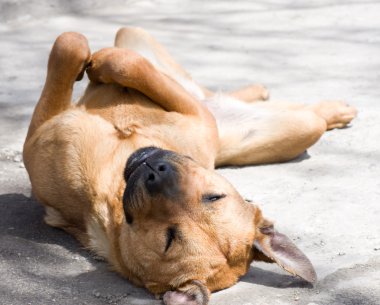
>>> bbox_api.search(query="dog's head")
[121,147,316,303]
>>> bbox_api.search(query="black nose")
[144,160,177,195]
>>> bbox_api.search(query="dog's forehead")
[184,161,235,188]
[169,152,232,189]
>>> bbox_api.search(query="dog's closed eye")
[202,193,226,203]
[165,226,177,252]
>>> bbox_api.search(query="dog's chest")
[80,84,216,168]
[115,110,214,168]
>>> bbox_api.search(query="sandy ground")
[1,1,379,304]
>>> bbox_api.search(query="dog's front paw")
[86,48,116,84]
[163,281,210,305]
[49,32,91,83]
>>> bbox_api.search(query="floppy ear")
[253,222,317,284]
[163,280,210,305]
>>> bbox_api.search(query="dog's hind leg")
[86,47,213,118]
[114,27,270,103]
[209,96,354,166]
[228,84,270,102]
[306,100,357,130]
[115,28,191,82]
[115,27,269,102]
[114,27,212,100]
[25,32,91,142]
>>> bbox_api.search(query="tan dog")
[23,27,357,305]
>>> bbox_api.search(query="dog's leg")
[243,100,358,130]
[114,27,212,100]
[114,27,271,104]
[115,27,192,83]
[306,100,358,130]
[228,84,270,102]
[86,48,212,118]
[25,32,91,141]
[211,97,357,166]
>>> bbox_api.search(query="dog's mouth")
[124,147,162,182]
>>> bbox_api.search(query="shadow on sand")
[0,192,311,304]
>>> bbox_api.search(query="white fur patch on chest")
[86,203,111,260]
[44,206,68,228]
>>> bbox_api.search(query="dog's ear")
[163,280,210,305]
[253,220,317,284]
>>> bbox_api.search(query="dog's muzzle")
[143,157,177,195]
[124,146,180,196]
[123,147,181,224]
[124,146,161,182]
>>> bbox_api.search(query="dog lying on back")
[23,27,356,304]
